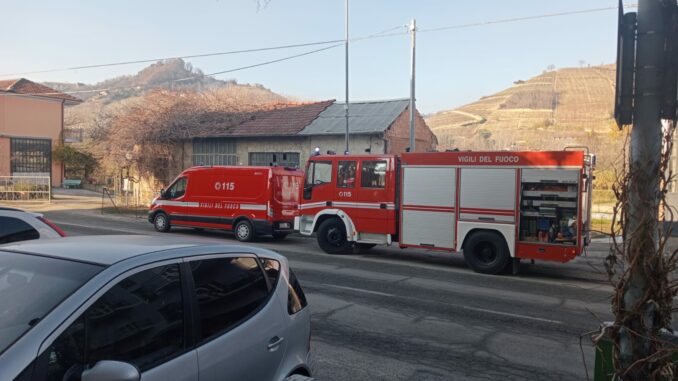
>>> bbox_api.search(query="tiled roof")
[0,78,81,104]
[298,99,410,135]
[190,100,334,138]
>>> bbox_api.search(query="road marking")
[454,305,564,325]
[320,283,396,297]
[315,282,564,325]
[321,283,395,297]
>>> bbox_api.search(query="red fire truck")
[149,166,302,241]
[296,149,595,274]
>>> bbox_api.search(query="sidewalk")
[1,187,148,220]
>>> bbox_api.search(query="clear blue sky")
[0,0,621,113]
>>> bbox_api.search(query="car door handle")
[268,336,285,350]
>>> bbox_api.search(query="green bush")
[53,145,98,180]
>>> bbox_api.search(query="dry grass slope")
[426,65,623,186]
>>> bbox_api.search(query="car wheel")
[462,231,510,275]
[234,220,255,242]
[317,218,352,254]
[153,213,171,232]
[272,232,288,240]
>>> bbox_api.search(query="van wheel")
[153,213,171,232]
[463,231,510,275]
[272,233,288,240]
[317,218,352,254]
[234,220,255,242]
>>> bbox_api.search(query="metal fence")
[0,176,51,202]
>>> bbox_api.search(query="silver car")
[0,207,66,244]
[0,235,312,381]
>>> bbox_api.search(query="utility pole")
[620,0,665,377]
[408,19,417,152]
[344,0,350,154]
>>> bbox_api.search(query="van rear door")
[272,169,302,222]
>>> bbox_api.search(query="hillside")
[45,58,284,104]
[426,65,623,172]
[52,58,287,139]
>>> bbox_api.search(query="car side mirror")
[82,360,140,381]
[159,188,166,198]
[303,185,312,200]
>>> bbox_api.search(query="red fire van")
[148,166,303,241]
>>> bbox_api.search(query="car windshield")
[0,251,102,355]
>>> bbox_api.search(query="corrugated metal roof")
[298,99,409,135]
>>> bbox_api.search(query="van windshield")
[0,252,102,355]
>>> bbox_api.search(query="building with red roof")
[172,98,436,179]
[0,78,81,187]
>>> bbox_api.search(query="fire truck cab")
[296,150,594,274]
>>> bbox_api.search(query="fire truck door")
[354,158,396,235]
[302,160,334,206]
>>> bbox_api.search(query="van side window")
[305,161,332,187]
[361,160,387,188]
[337,161,357,188]
[166,177,187,198]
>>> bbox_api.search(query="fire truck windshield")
[305,161,332,187]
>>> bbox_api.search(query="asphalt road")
[43,209,615,381]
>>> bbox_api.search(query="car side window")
[287,269,308,315]
[166,177,187,199]
[260,258,281,288]
[190,257,270,342]
[0,216,39,244]
[43,264,184,379]
[45,316,85,381]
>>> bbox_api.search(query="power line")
[7,4,640,97]
[419,4,637,33]
[1,4,633,79]
[177,43,343,81]
[0,39,344,78]
[28,43,344,96]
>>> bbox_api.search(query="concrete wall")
[384,106,437,154]
[0,94,64,186]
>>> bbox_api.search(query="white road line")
[320,283,396,297]
[455,305,564,325]
[316,282,564,325]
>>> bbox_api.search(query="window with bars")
[248,152,300,168]
[10,138,52,174]
[192,138,238,166]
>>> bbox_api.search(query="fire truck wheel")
[153,213,171,232]
[317,218,353,254]
[463,231,510,275]
[234,220,255,242]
